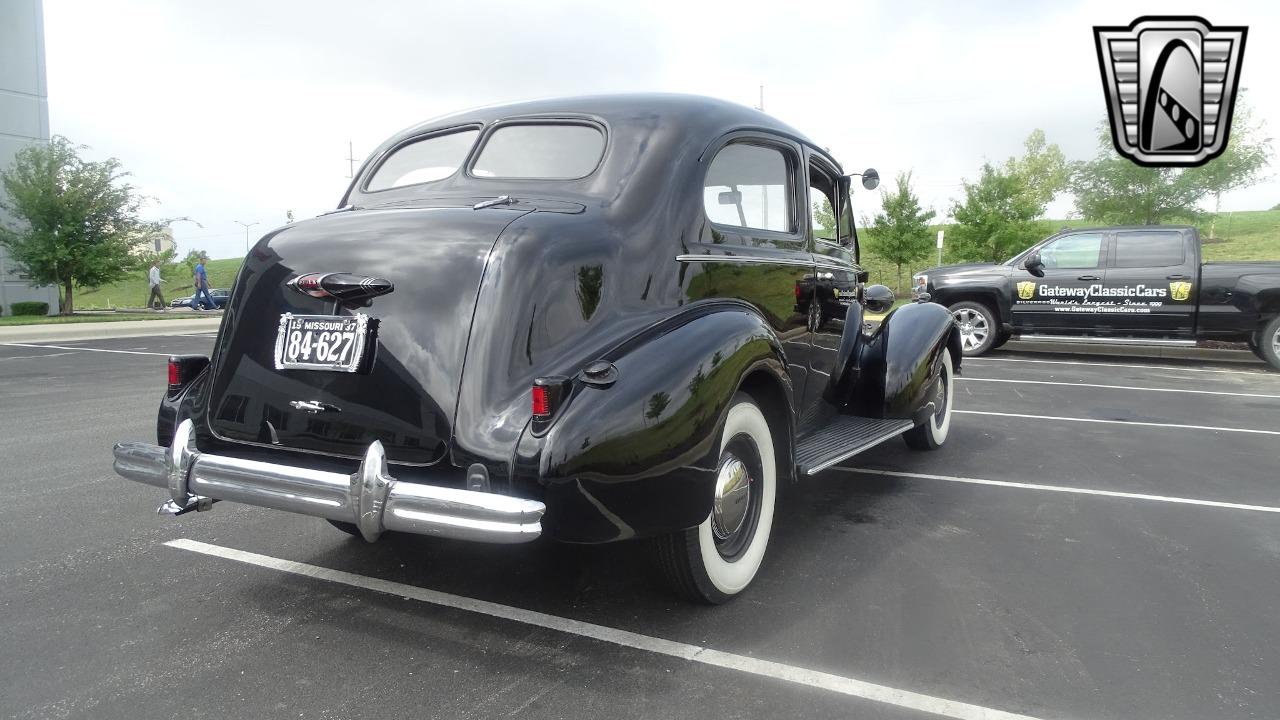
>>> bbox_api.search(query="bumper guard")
[112,420,544,543]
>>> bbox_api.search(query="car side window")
[1040,233,1103,269]
[808,162,842,243]
[1113,231,1185,268]
[703,143,793,233]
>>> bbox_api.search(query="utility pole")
[235,220,260,253]
[346,141,357,179]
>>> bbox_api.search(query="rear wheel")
[651,393,777,604]
[949,301,997,356]
[1257,316,1280,371]
[904,351,954,450]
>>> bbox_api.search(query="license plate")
[273,313,370,372]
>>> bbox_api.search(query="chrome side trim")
[1016,335,1197,347]
[675,254,812,269]
[112,419,544,544]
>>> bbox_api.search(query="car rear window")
[471,124,605,179]
[366,129,479,191]
[1114,231,1185,268]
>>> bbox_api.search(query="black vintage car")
[114,95,961,603]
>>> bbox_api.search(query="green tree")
[0,136,154,314]
[1184,94,1273,238]
[1005,129,1069,208]
[812,197,837,236]
[869,171,936,291]
[1071,124,1204,224]
[949,163,1046,263]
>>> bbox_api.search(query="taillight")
[166,355,210,398]
[168,359,181,387]
[532,385,551,418]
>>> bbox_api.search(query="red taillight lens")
[168,359,181,386]
[532,385,551,417]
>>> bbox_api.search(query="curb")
[0,317,222,343]
[1001,339,1263,365]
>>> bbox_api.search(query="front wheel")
[904,350,954,450]
[1256,316,1280,371]
[650,393,777,604]
[949,301,998,356]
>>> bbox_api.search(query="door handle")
[1077,275,1101,281]
[1166,274,1189,280]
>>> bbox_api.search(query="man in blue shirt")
[189,253,216,311]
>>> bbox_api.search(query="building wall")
[0,0,57,315]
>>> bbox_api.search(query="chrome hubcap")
[952,308,990,351]
[711,454,752,540]
[1273,326,1280,357]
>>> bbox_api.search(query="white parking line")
[842,468,1280,514]
[0,351,82,362]
[956,409,1280,436]
[971,356,1270,377]
[958,377,1280,399]
[0,342,169,357]
[166,538,1046,720]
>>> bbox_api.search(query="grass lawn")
[75,258,243,310]
[0,312,213,327]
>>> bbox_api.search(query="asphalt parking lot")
[2,334,1278,720]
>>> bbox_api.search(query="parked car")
[170,288,230,309]
[916,226,1280,369]
[113,94,961,603]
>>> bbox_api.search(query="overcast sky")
[42,0,1280,260]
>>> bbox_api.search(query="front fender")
[847,301,960,420]
[524,305,791,543]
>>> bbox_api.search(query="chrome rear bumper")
[112,419,545,543]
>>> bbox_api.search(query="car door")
[1011,231,1107,333]
[804,152,858,421]
[1100,228,1197,337]
[688,134,815,413]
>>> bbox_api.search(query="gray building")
[0,0,57,315]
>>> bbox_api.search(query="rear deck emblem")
[1093,16,1247,167]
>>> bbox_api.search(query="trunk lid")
[206,203,530,465]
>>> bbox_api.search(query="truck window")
[1040,233,1103,269]
[704,143,793,233]
[1114,231,1185,268]
[366,129,479,191]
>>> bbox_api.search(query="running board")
[1016,335,1196,347]
[795,416,915,476]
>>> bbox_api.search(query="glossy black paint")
[925,226,1280,342]
[165,94,958,543]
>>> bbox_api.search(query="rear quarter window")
[1114,231,1186,268]
[366,129,479,191]
[471,124,605,179]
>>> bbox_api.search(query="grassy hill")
[861,209,1280,293]
[72,210,1280,308]
[77,258,243,310]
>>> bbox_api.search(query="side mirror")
[718,190,742,205]
[1024,251,1046,278]
[860,168,879,191]
[863,284,895,313]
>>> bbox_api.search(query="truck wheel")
[991,330,1012,350]
[650,392,777,604]
[904,351,954,451]
[949,301,997,356]
[1258,316,1280,371]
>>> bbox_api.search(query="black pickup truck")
[913,226,1280,369]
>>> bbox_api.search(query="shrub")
[11,301,50,316]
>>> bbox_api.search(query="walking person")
[189,253,216,311]
[146,260,168,310]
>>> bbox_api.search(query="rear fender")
[842,301,960,421]
[521,304,792,543]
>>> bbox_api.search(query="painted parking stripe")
[166,538,1047,720]
[958,377,1280,399]
[956,409,1280,436]
[0,351,82,362]
[971,356,1270,377]
[842,468,1280,514]
[0,342,169,357]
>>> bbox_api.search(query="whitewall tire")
[904,351,954,450]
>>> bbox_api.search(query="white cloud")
[42,0,1280,259]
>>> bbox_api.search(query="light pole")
[235,220,260,253]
